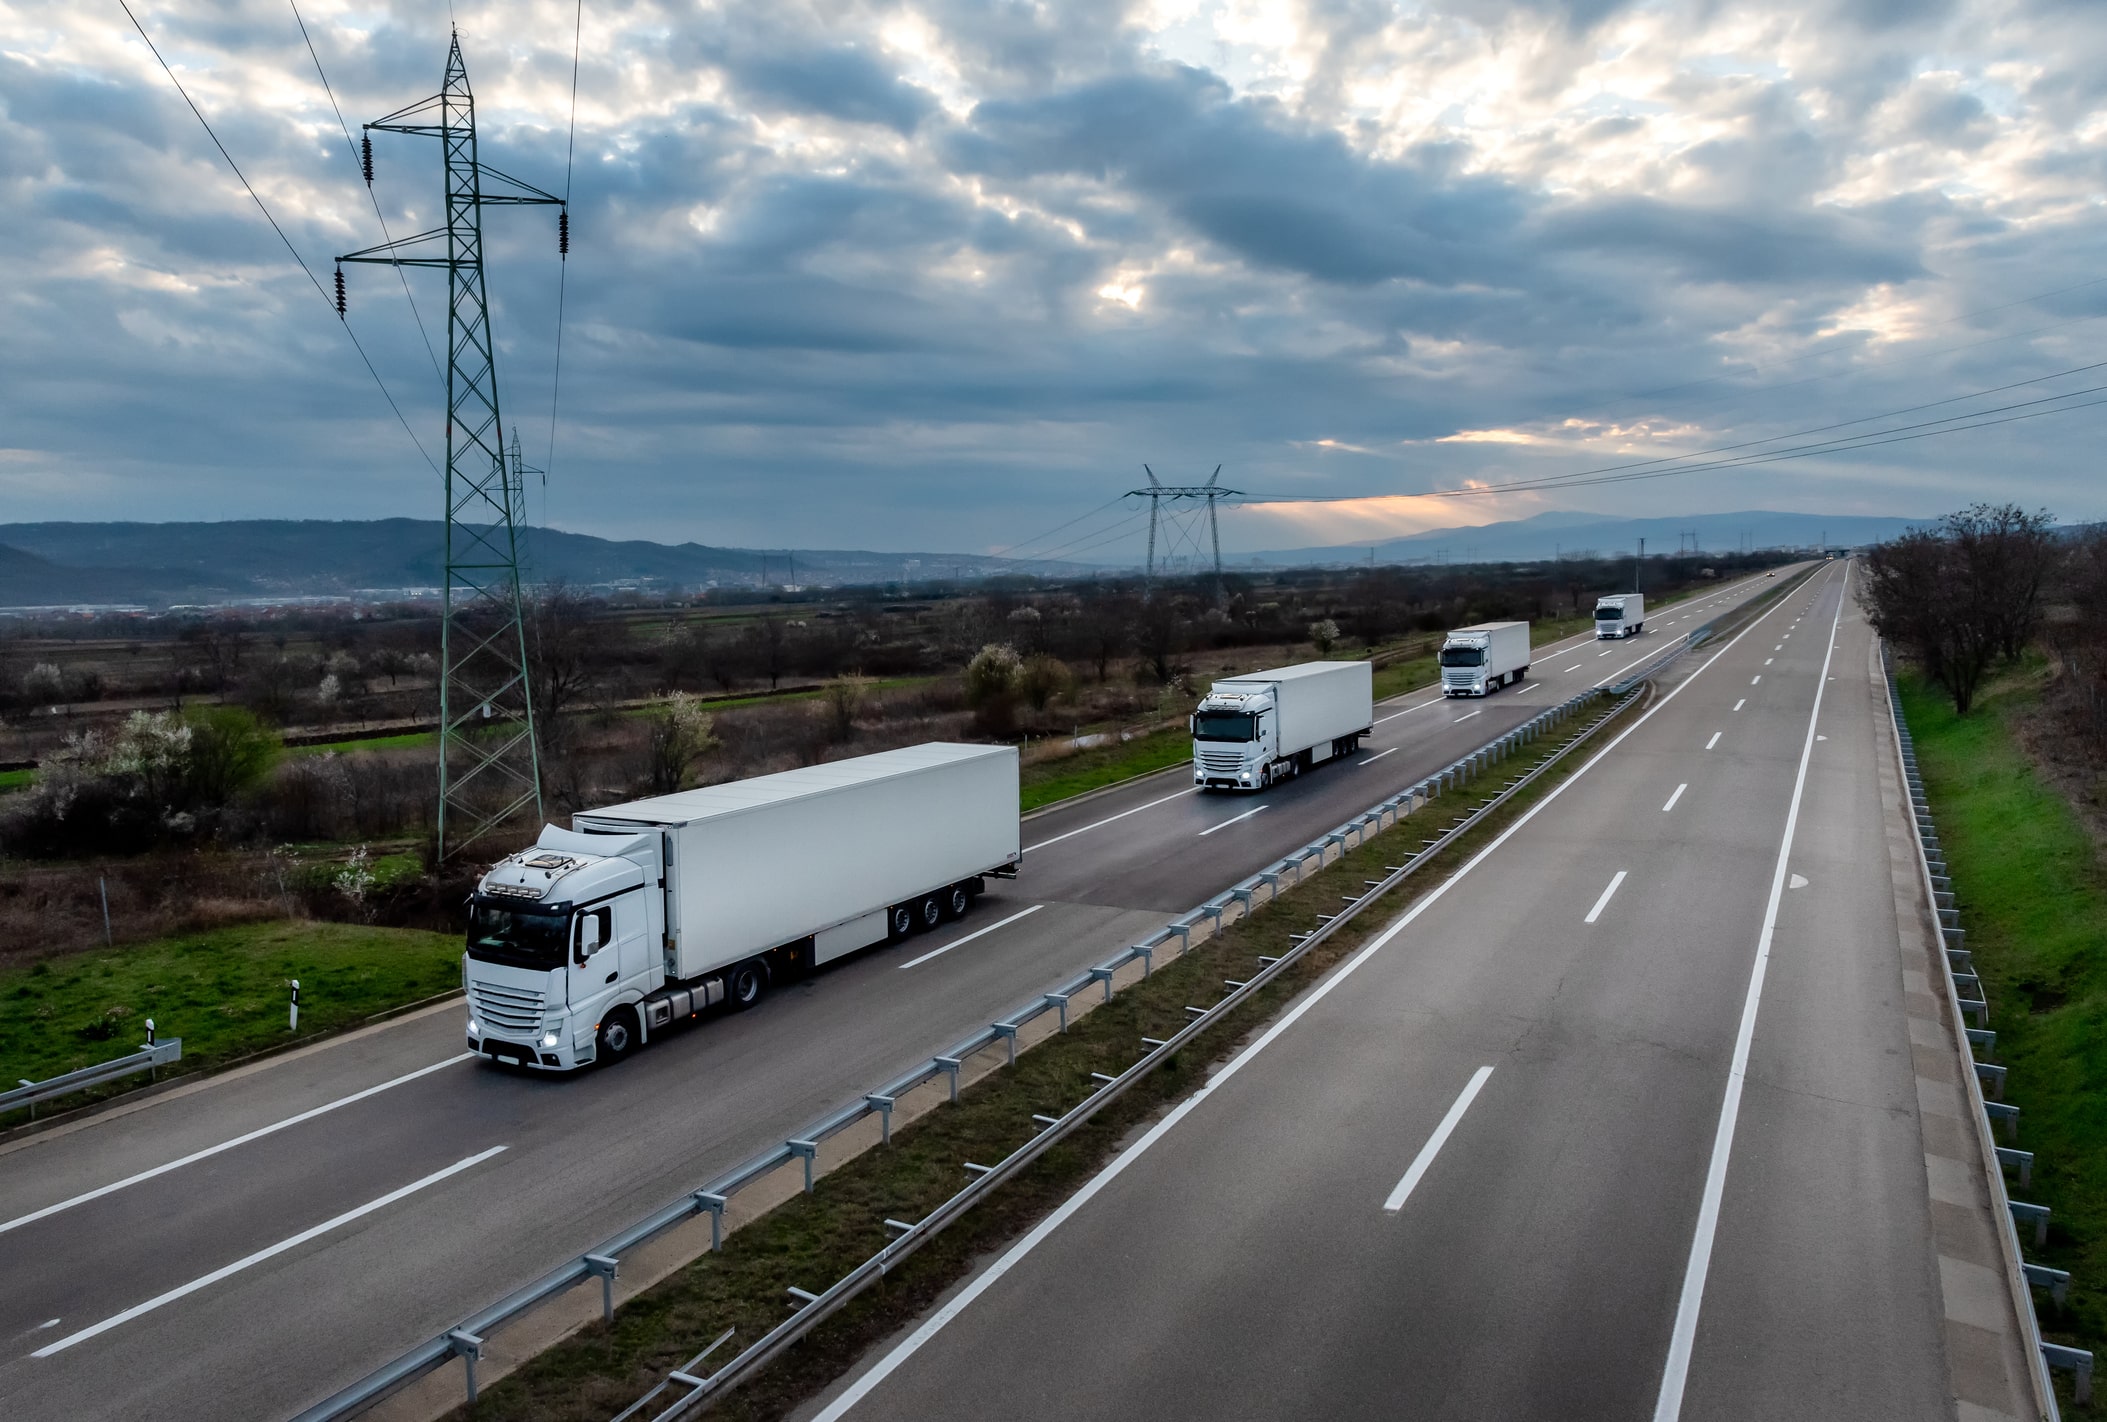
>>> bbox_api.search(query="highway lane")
[0,571,1791,1421]
[806,563,1968,1422]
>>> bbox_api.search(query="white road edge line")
[0,1054,476,1236]
[1583,870,1628,924]
[1197,805,1269,837]
[1651,564,1847,1422]
[1705,732,1721,750]
[1023,788,1196,853]
[1360,747,1399,764]
[898,906,1045,970]
[1662,783,1687,813]
[1383,1066,1495,1212]
[809,567,1818,1422]
[31,1145,508,1357]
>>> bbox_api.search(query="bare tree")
[528,583,602,752]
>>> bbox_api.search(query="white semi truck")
[1594,593,1645,639]
[1440,621,1531,697]
[1190,660,1374,791]
[463,742,1020,1071]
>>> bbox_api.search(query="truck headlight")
[542,1031,561,1048]
[467,1018,480,1036]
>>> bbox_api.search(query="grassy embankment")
[438,686,1639,1422]
[1899,662,2107,1408]
[0,919,462,1115]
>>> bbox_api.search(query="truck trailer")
[463,742,1020,1070]
[1191,660,1374,790]
[1440,621,1531,697]
[1594,593,1645,639]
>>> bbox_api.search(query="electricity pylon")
[337,31,566,858]
[1129,465,1239,604]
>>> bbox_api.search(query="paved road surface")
[0,574,1784,1421]
[806,563,1965,1422]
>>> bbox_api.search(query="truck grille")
[1443,671,1475,690]
[470,981,545,1033]
[1198,750,1246,774]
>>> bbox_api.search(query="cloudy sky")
[4,0,2105,561]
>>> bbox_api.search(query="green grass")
[0,766,32,793]
[1899,663,2107,1402]
[0,920,463,1108]
[1019,727,1191,812]
[293,730,436,756]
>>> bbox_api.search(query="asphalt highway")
[807,562,1960,1422]
[0,571,1788,1422]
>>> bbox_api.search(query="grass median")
[0,919,461,1120]
[1899,662,2107,1409]
[1018,726,1190,811]
[439,689,1641,1422]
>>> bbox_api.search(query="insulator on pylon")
[334,266,346,318]
[360,132,373,185]
[558,208,569,256]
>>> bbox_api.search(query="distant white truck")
[1440,621,1531,697]
[463,743,1020,1071]
[1594,593,1645,639]
[1191,660,1374,791]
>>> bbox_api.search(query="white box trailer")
[1594,593,1645,639]
[463,743,1020,1070]
[1191,660,1374,790]
[1440,621,1531,697]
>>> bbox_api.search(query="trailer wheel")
[726,960,768,1011]
[887,903,915,941]
[945,884,971,919]
[917,894,945,932]
[597,1007,639,1063]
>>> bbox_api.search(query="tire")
[887,903,915,941]
[917,894,944,932]
[1514,666,1527,682]
[945,883,971,920]
[596,1006,639,1063]
[726,959,768,1011]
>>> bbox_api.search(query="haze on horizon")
[4,0,2105,561]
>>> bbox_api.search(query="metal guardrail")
[3,1036,182,1117]
[293,679,1649,1422]
[1884,652,2080,1414]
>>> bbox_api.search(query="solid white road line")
[1705,732,1721,750]
[1732,699,1745,712]
[1583,871,1628,924]
[0,1054,476,1237]
[1198,805,1269,837]
[1662,783,1687,813]
[812,564,1816,1422]
[32,1145,508,1357]
[1383,1066,1495,1212]
[1360,747,1399,764]
[1452,709,1483,723]
[1023,787,1196,853]
[1651,564,1847,1422]
[898,906,1045,970]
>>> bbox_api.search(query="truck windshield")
[467,902,570,970]
[1192,711,1258,742]
[1595,605,1624,620]
[1439,647,1485,668]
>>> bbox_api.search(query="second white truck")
[1191,660,1374,791]
[1440,621,1531,697]
[462,742,1020,1071]
[1594,593,1645,638]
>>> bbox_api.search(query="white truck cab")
[1594,593,1645,639]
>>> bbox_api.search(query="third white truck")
[462,742,1020,1071]
[1440,621,1531,697]
[1191,660,1374,790]
[1594,592,1645,639]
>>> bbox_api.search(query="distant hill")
[0,520,1084,606]
[1241,509,1926,567]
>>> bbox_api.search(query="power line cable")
[542,0,584,533]
[118,0,439,477]
[989,494,1131,558]
[287,0,444,387]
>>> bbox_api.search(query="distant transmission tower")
[337,30,568,858]
[1130,465,1239,603]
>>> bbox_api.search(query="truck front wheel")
[597,1007,639,1063]
[727,960,768,1011]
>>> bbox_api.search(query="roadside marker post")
[289,980,300,1032]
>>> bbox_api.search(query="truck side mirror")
[577,913,603,963]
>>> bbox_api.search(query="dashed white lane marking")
[1584,870,1628,925]
[1360,747,1399,764]
[1197,804,1269,837]
[1024,788,1197,853]
[1452,709,1483,723]
[1705,732,1722,750]
[1663,783,1688,813]
[899,905,1046,970]
[1733,699,1746,712]
[1383,1066,1496,1213]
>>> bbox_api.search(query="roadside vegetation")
[434,684,1643,1422]
[0,918,461,1118]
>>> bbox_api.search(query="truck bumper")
[467,1023,592,1071]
